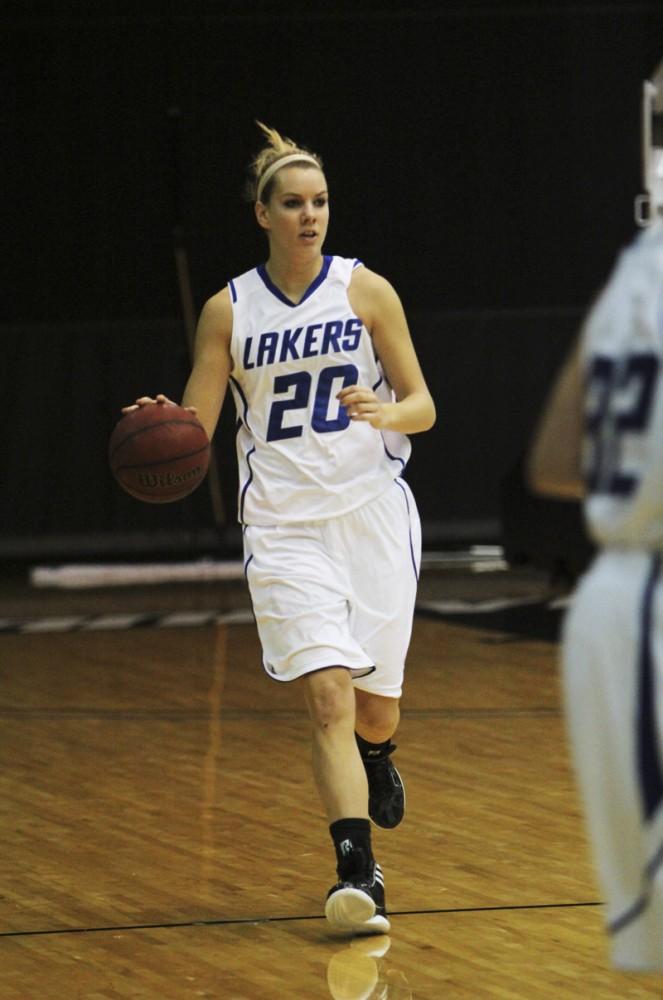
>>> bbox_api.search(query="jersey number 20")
[267,364,359,442]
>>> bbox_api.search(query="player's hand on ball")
[109,402,209,503]
[122,394,198,416]
[337,385,386,429]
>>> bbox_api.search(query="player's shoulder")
[352,260,389,288]
[202,285,232,316]
[198,286,233,341]
[227,264,264,303]
[348,264,402,322]
[349,264,394,294]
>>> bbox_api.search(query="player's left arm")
[526,336,585,500]
[342,267,436,433]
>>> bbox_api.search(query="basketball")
[109,403,210,503]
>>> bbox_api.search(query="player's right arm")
[526,336,585,500]
[181,287,233,441]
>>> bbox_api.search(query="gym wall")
[4,2,661,560]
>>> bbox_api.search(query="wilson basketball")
[109,404,210,503]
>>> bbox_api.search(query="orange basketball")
[109,404,210,503]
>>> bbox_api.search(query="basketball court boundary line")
[0,900,603,940]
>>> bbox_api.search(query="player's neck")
[264,252,325,304]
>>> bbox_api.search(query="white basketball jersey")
[582,222,663,547]
[227,255,411,525]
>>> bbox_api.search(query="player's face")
[256,167,329,256]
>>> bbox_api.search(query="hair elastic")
[256,153,321,202]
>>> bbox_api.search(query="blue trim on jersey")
[239,446,256,523]
[229,375,251,430]
[256,255,333,308]
[372,376,383,392]
[395,478,418,581]
[353,259,363,269]
[229,279,237,303]
[243,552,254,576]
[381,434,406,472]
[609,838,663,936]
[263,661,377,685]
[608,553,663,938]
[637,553,663,820]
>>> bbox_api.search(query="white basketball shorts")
[562,548,663,970]
[243,478,421,698]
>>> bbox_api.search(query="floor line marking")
[0,900,603,939]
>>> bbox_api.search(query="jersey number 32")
[584,352,659,497]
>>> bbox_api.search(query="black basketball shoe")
[325,859,390,935]
[361,742,405,829]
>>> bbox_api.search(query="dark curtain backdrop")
[4,2,663,557]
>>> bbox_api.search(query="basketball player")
[125,123,435,934]
[527,60,663,970]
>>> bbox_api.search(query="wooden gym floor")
[1,559,663,999]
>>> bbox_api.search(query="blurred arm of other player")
[337,267,436,434]
[526,337,585,500]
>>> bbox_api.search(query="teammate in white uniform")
[528,60,663,971]
[125,123,435,935]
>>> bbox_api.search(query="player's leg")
[563,550,663,970]
[355,690,405,830]
[302,667,390,935]
[302,666,368,822]
[243,521,391,933]
[342,479,421,830]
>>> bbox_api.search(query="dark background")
[4,1,663,563]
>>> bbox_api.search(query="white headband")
[256,153,321,202]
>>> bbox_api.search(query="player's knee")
[355,690,400,737]
[304,668,354,731]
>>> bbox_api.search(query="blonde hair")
[246,121,324,203]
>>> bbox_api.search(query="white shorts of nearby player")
[244,478,421,698]
[563,547,663,971]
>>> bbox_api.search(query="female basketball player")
[126,123,436,935]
